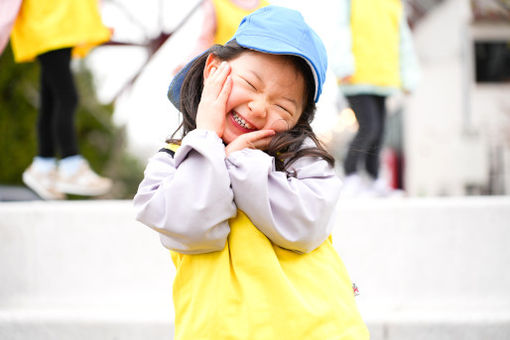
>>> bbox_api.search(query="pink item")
[0,0,23,55]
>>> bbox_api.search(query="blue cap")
[168,5,328,108]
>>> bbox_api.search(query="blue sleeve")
[399,9,421,92]
[329,0,355,79]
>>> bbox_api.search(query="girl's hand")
[196,62,232,138]
[225,129,276,157]
[337,75,353,84]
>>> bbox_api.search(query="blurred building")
[404,0,510,196]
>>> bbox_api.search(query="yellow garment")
[350,0,402,87]
[211,0,269,45]
[171,210,369,339]
[10,0,111,63]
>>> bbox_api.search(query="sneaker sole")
[56,182,112,196]
[22,172,64,200]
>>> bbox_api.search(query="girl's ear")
[203,54,222,80]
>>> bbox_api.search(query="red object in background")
[382,148,404,190]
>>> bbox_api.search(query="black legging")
[343,94,386,179]
[37,48,79,158]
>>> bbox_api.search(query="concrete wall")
[1,198,509,339]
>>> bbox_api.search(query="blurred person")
[2,0,113,200]
[173,0,269,74]
[331,0,420,197]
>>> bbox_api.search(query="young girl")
[134,6,369,339]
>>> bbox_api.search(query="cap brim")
[167,48,212,110]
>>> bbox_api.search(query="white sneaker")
[56,161,112,196]
[372,178,406,198]
[22,165,65,200]
[339,174,368,198]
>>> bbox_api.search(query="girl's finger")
[225,130,275,156]
[218,62,231,81]
[204,62,230,97]
[218,76,232,103]
[248,129,276,140]
[209,62,228,81]
[238,130,275,149]
[245,130,276,149]
[248,135,274,150]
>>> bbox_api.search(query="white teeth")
[233,112,254,129]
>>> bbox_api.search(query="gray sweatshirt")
[133,129,341,254]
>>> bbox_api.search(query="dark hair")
[169,40,335,172]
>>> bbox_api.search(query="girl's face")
[205,51,306,145]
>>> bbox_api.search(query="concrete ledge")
[0,304,171,340]
[333,197,510,339]
[334,197,510,304]
[1,198,509,339]
[0,201,174,305]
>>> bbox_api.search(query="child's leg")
[37,51,57,158]
[364,95,387,179]
[343,94,381,175]
[37,48,79,159]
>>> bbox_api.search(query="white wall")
[404,0,510,196]
[404,0,486,196]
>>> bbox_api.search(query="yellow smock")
[171,210,369,339]
[350,0,402,87]
[10,0,111,63]
[211,0,269,45]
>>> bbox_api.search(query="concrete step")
[0,198,509,339]
[333,197,510,340]
[0,303,172,340]
[0,201,174,340]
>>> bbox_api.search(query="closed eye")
[243,78,256,90]
[276,104,292,116]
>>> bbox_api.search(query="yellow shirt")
[350,0,402,87]
[10,0,111,62]
[171,210,369,339]
[211,0,269,45]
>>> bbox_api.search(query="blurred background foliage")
[0,45,144,199]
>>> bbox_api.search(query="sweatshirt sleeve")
[399,10,420,92]
[225,142,341,254]
[133,129,237,254]
[329,0,355,79]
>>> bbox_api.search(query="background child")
[134,6,369,339]
[331,0,420,197]
[4,0,113,199]
[173,0,269,74]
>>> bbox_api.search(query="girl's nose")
[248,98,267,118]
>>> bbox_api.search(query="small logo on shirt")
[352,283,360,296]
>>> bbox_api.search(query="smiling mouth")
[231,111,257,131]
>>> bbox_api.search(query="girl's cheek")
[268,118,291,132]
[229,83,247,98]
[226,86,249,110]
